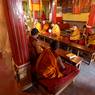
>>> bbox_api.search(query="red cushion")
[39,63,79,94]
[79,39,85,46]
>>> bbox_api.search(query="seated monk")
[29,28,43,63]
[87,32,95,50]
[34,20,42,33]
[41,11,46,21]
[36,40,65,79]
[70,25,81,43]
[51,24,61,38]
[41,23,49,35]
[29,28,44,82]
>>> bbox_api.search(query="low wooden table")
[56,48,83,68]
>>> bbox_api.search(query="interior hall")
[0,0,95,95]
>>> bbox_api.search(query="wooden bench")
[38,39,82,68]
[56,48,82,69]
[59,38,95,65]
[38,34,95,65]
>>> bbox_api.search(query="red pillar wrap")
[87,4,95,27]
[72,0,81,14]
[3,0,29,66]
[52,0,57,24]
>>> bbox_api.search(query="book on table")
[66,53,77,59]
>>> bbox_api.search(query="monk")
[41,11,46,21]
[29,28,43,63]
[33,19,42,33]
[41,22,49,35]
[70,25,81,43]
[36,40,65,79]
[51,24,61,38]
[87,31,95,50]
[29,28,44,82]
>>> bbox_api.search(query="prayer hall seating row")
[38,34,95,65]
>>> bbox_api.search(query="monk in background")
[33,19,42,33]
[87,30,95,50]
[51,24,61,39]
[70,25,81,44]
[41,22,50,35]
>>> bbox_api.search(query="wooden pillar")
[3,0,31,88]
[49,0,57,23]
[52,0,57,24]
[87,3,95,28]
[49,0,52,22]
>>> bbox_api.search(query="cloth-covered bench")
[38,63,79,95]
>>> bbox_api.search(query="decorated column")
[87,0,95,28]
[49,0,52,22]
[3,0,31,87]
[52,0,57,24]
[49,0,57,23]
[72,0,81,14]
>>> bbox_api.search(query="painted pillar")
[3,0,29,66]
[49,0,52,22]
[56,6,62,22]
[72,0,81,14]
[87,0,95,28]
[52,0,57,24]
[3,0,31,87]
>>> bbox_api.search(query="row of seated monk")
[38,33,95,65]
[26,20,95,50]
[28,28,79,93]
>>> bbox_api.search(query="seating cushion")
[38,63,79,94]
